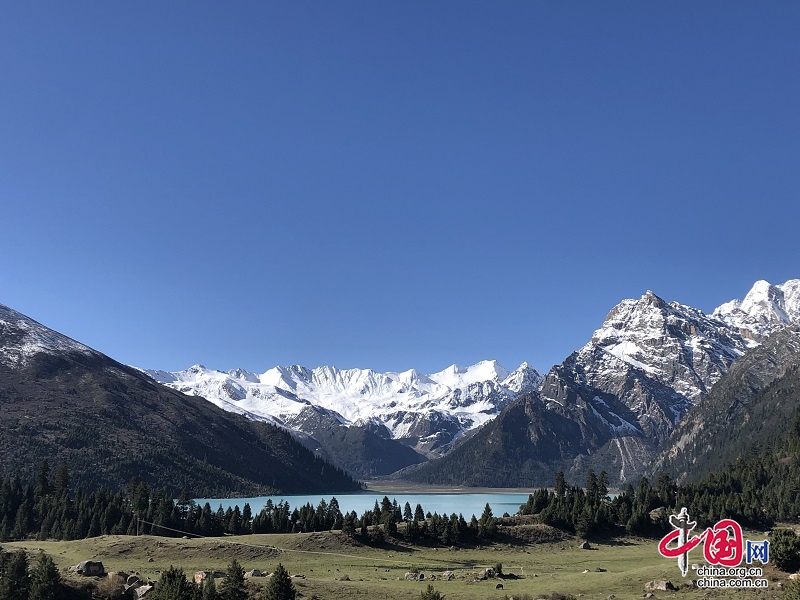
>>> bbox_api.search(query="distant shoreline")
[363,480,621,496]
[362,479,542,494]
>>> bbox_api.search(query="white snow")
[712,279,800,340]
[0,304,98,366]
[142,360,543,441]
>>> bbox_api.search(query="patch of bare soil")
[290,531,365,552]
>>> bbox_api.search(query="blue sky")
[2,2,798,375]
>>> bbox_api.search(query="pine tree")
[29,552,61,600]
[201,574,218,600]
[1,549,30,600]
[219,559,247,600]
[263,563,296,600]
[342,512,356,537]
[150,566,197,600]
[477,503,497,539]
[414,503,425,522]
[555,471,567,499]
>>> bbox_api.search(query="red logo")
[659,510,744,570]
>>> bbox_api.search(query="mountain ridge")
[0,303,360,496]
[6,277,799,490]
[405,279,800,486]
[141,359,543,455]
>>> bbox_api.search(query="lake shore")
[363,479,542,494]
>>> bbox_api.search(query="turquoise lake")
[195,492,534,519]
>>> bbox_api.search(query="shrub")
[419,584,444,600]
[771,529,800,572]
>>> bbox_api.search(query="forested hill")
[0,304,360,497]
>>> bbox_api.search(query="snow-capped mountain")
[144,278,799,484]
[544,279,800,441]
[535,289,752,479]
[407,279,800,486]
[712,279,800,342]
[142,360,543,459]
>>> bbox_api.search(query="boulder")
[244,569,264,579]
[442,571,455,581]
[644,580,677,592]
[579,541,591,550]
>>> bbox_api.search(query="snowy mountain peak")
[228,367,259,383]
[781,280,800,321]
[741,280,788,322]
[429,359,510,388]
[501,362,543,393]
[642,289,667,308]
[144,358,536,452]
[586,289,748,402]
[0,303,98,366]
[712,278,800,342]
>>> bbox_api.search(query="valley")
[3,526,785,600]
[142,279,800,488]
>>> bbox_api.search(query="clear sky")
[1,2,798,375]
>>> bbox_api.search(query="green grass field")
[3,530,785,600]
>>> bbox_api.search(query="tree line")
[0,461,499,547]
[6,412,800,546]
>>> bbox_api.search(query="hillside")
[652,324,800,482]
[0,303,360,496]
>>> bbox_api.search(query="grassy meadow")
[3,527,786,600]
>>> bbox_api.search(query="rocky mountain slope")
[0,303,360,496]
[651,324,800,482]
[405,279,800,486]
[142,360,542,477]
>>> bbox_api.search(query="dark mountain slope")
[652,325,800,482]
[286,405,427,478]
[0,304,360,496]
[402,393,595,487]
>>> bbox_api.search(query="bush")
[771,529,800,572]
[493,562,503,576]
[419,584,444,600]
[369,524,385,545]
[548,593,577,600]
